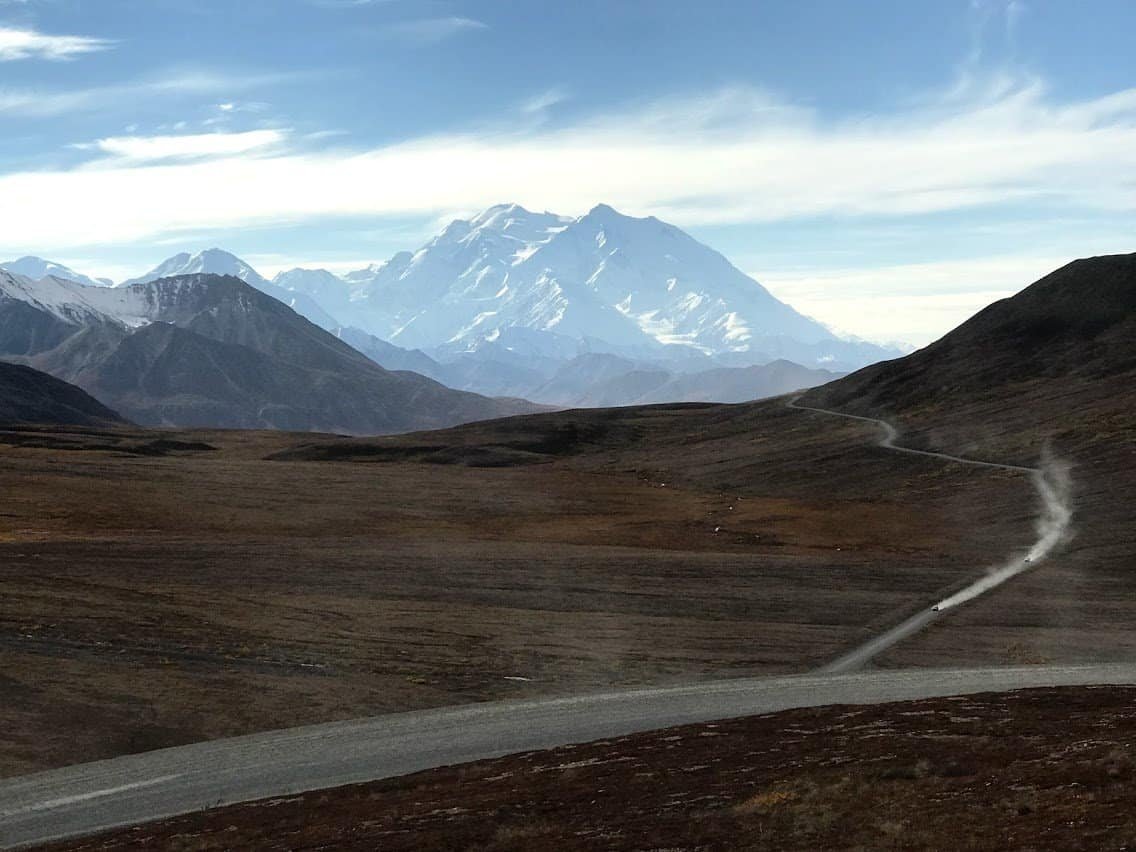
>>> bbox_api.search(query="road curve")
[3,664,1136,849]
[786,397,1070,673]
[786,398,1036,473]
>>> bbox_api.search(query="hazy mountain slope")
[638,360,844,405]
[578,369,674,408]
[0,257,111,288]
[0,361,125,427]
[334,326,445,381]
[0,273,540,434]
[121,250,341,331]
[343,203,900,370]
[531,355,839,407]
[529,354,653,406]
[433,355,551,400]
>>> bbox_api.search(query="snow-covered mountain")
[0,256,112,288]
[337,203,900,370]
[0,268,157,328]
[94,205,899,371]
[120,249,268,288]
[121,249,340,331]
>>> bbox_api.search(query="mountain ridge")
[120,249,341,331]
[0,271,540,434]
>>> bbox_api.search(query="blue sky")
[1,0,1134,344]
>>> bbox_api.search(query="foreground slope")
[803,252,1136,666]
[42,686,1136,852]
[0,362,125,427]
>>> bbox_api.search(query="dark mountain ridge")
[0,361,126,427]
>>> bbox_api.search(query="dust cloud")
[936,450,1073,611]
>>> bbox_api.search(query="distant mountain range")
[0,269,536,433]
[337,333,844,408]
[280,203,901,371]
[3,204,902,367]
[0,204,902,423]
[0,256,113,289]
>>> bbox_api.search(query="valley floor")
[0,399,1048,778]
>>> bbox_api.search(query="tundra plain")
[0,398,1049,778]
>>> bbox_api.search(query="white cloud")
[520,88,569,115]
[82,129,287,163]
[383,17,488,45]
[1,78,1135,258]
[0,25,113,61]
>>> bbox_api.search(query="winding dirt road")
[787,397,1072,673]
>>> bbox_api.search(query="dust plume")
[936,450,1073,611]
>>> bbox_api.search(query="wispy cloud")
[0,69,305,117]
[0,24,114,61]
[520,88,569,116]
[77,129,288,164]
[2,75,1135,254]
[382,16,488,46]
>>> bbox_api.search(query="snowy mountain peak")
[0,256,112,288]
[331,203,900,369]
[471,202,536,227]
[584,202,620,220]
[121,248,269,289]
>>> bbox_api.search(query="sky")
[1,0,1134,346]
